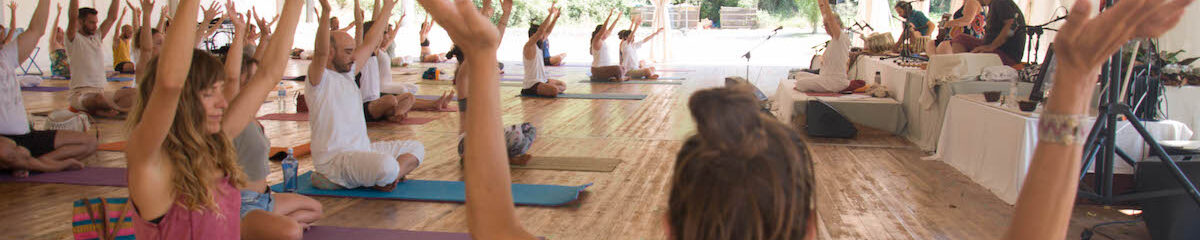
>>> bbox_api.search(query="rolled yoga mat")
[21,86,70,92]
[107,77,134,82]
[0,167,128,187]
[256,113,438,125]
[271,172,591,207]
[519,93,647,100]
[578,80,683,85]
[510,156,621,172]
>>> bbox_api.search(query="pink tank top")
[132,178,241,240]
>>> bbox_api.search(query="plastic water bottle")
[277,82,287,113]
[281,148,299,192]
[874,71,882,85]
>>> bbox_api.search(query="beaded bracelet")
[1038,113,1088,145]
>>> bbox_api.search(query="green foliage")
[794,0,820,30]
[758,0,799,17]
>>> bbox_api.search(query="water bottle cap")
[287,148,294,154]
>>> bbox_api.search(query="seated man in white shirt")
[305,0,421,191]
[794,0,853,93]
[1,0,94,176]
[357,21,453,123]
[66,0,135,118]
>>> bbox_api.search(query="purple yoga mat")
[0,167,128,187]
[21,86,70,92]
[303,226,471,240]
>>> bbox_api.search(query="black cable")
[1081,219,1143,240]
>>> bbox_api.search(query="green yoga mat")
[519,93,647,100]
[270,172,591,206]
[578,80,683,85]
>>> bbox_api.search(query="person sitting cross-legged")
[305,0,423,192]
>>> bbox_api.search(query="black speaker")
[1136,160,1200,240]
[805,100,857,138]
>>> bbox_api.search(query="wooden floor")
[3,60,1149,239]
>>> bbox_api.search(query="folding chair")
[20,47,44,76]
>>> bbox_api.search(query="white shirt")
[66,33,106,90]
[820,31,852,82]
[374,51,392,94]
[620,41,642,71]
[591,41,615,67]
[0,41,30,135]
[523,45,548,89]
[306,67,372,167]
[359,55,381,102]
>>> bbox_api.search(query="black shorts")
[520,83,543,96]
[363,101,386,122]
[4,130,58,157]
[543,57,553,66]
[115,62,134,73]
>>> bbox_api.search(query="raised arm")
[524,8,557,58]
[252,11,273,62]
[543,7,562,36]
[222,1,247,100]
[603,10,622,38]
[350,0,397,75]
[379,18,403,51]
[638,28,664,45]
[496,0,513,39]
[354,0,364,44]
[125,0,201,222]
[112,8,126,43]
[194,2,223,46]
[221,0,302,137]
[3,3,16,45]
[16,0,51,63]
[126,1,140,30]
[137,0,153,59]
[66,0,78,41]
[1004,0,1192,239]
[417,0,535,239]
[307,0,333,87]
[817,0,842,39]
[97,0,122,38]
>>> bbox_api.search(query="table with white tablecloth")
[1165,86,1200,140]
[850,55,926,101]
[935,94,1194,204]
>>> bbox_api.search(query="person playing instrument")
[893,1,935,52]
[950,0,1026,65]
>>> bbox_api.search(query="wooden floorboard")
[2,60,1148,239]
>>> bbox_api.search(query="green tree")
[758,0,798,17]
[795,0,820,32]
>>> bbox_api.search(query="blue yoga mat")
[270,172,591,206]
[519,93,647,100]
[578,80,683,85]
[107,77,134,82]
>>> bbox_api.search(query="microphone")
[773,26,783,32]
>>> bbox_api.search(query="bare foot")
[370,177,402,192]
[387,113,409,123]
[509,154,532,165]
[648,74,660,79]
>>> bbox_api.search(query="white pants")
[792,73,850,93]
[315,140,425,189]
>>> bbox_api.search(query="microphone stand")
[742,28,784,81]
[1023,15,1065,64]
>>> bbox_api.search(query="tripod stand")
[1076,37,1200,207]
[741,27,783,81]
